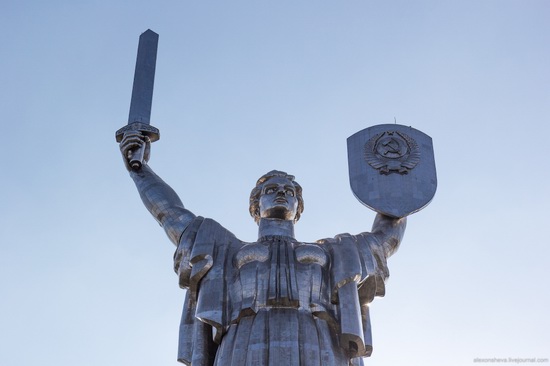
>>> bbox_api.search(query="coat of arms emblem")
[364,130,420,175]
[348,124,437,217]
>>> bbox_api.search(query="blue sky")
[1,1,549,365]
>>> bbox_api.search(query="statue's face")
[259,176,298,221]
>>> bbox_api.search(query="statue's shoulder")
[175,216,244,289]
[181,216,242,245]
[315,232,358,246]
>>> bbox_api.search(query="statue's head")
[249,170,304,224]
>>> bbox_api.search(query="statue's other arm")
[370,213,407,258]
[120,131,195,245]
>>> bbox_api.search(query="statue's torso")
[215,235,349,365]
[232,235,332,319]
[175,217,382,366]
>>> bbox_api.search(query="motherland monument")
[116,30,437,366]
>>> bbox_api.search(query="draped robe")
[174,217,392,366]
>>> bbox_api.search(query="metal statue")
[117,31,436,366]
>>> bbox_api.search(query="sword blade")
[128,29,159,125]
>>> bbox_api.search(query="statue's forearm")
[371,213,407,257]
[130,164,195,245]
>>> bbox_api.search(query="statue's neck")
[258,218,295,239]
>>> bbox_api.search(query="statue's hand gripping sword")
[116,29,159,170]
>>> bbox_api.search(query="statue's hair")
[249,170,304,224]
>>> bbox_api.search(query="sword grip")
[128,145,145,171]
[116,123,159,171]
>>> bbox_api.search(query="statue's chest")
[233,238,329,311]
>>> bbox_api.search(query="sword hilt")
[116,122,160,170]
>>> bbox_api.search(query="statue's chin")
[262,207,293,221]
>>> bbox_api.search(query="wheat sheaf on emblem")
[364,131,421,175]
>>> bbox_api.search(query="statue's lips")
[274,198,288,204]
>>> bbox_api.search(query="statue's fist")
[119,131,151,171]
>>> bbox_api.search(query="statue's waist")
[231,303,338,327]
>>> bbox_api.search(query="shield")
[347,124,437,218]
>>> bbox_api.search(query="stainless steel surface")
[115,29,160,170]
[347,124,437,217]
[117,133,412,365]
[128,29,158,125]
[114,37,438,363]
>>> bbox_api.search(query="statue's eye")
[286,189,295,197]
[265,187,276,194]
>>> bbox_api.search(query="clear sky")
[1,1,549,365]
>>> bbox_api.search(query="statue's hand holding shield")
[347,124,437,218]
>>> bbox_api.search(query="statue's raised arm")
[119,131,195,245]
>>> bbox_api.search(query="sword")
[115,29,160,170]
